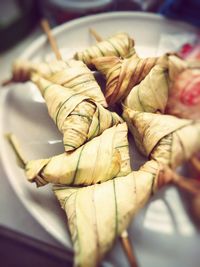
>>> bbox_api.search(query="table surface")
[0,26,64,249]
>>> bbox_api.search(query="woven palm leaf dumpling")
[122,55,186,113]
[32,74,122,152]
[54,159,176,267]
[54,153,200,267]
[11,31,137,97]
[92,53,169,105]
[92,48,200,116]
[123,64,169,114]
[121,53,200,180]
[23,123,131,187]
[74,32,137,68]
[12,58,107,107]
[123,54,200,120]
[101,52,199,136]
[123,108,200,169]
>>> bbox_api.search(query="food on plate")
[53,160,166,267]
[123,64,169,113]
[32,74,122,151]
[166,54,188,82]
[24,123,131,187]
[74,32,136,68]
[188,153,200,179]
[92,54,168,105]
[54,156,200,267]
[12,58,107,106]
[123,108,200,169]
[6,23,200,267]
[192,195,200,222]
[123,54,200,120]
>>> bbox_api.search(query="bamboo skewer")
[172,174,200,195]
[6,134,47,185]
[89,28,103,42]
[120,231,139,267]
[5,133,27,169]
[1,78,13,87]
[159,166,200,196]
[1,19,62,87]
[189,155,200,176]
[41,19,62,60]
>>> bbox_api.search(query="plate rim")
[21,11,196,59]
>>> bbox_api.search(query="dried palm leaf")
[123,108,200,169]
[32,74,122,152]
[92,54,168,105]
[24,123,131,187]
[12,58,107,107]
[74,32,136,68]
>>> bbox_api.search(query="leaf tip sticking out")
[5,133,27,169]
[159,164,200,196]
[89,28,103,42]
[31,72,52,96]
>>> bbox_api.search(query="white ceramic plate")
[0,12,199,267]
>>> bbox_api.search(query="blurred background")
[0,0,166,83]
[1,0,200,53]
[1,0,200,81]
[0,0,168,53]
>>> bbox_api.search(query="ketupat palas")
[123,55,187,114]
[74,32,136,68]
[32,74,122,152]
[123,108,200,169]
[92,54,168,105]
[12,58,107,107]
[11,32,136,86]
[25,123,131,187]
[123,64,169,113]
[53,158,193,267]
[53,160,163,267]
[92,53,191,107]
[123,54,200,120]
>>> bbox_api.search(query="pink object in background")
[166,69,200,120]
[166,33,200,120]
[178,34,200,60]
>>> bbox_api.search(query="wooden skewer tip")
[190,155,200,174]
[120,231,139,267]
[89,28,103,42]
[1,78,13,87]
[40,19,62,60]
